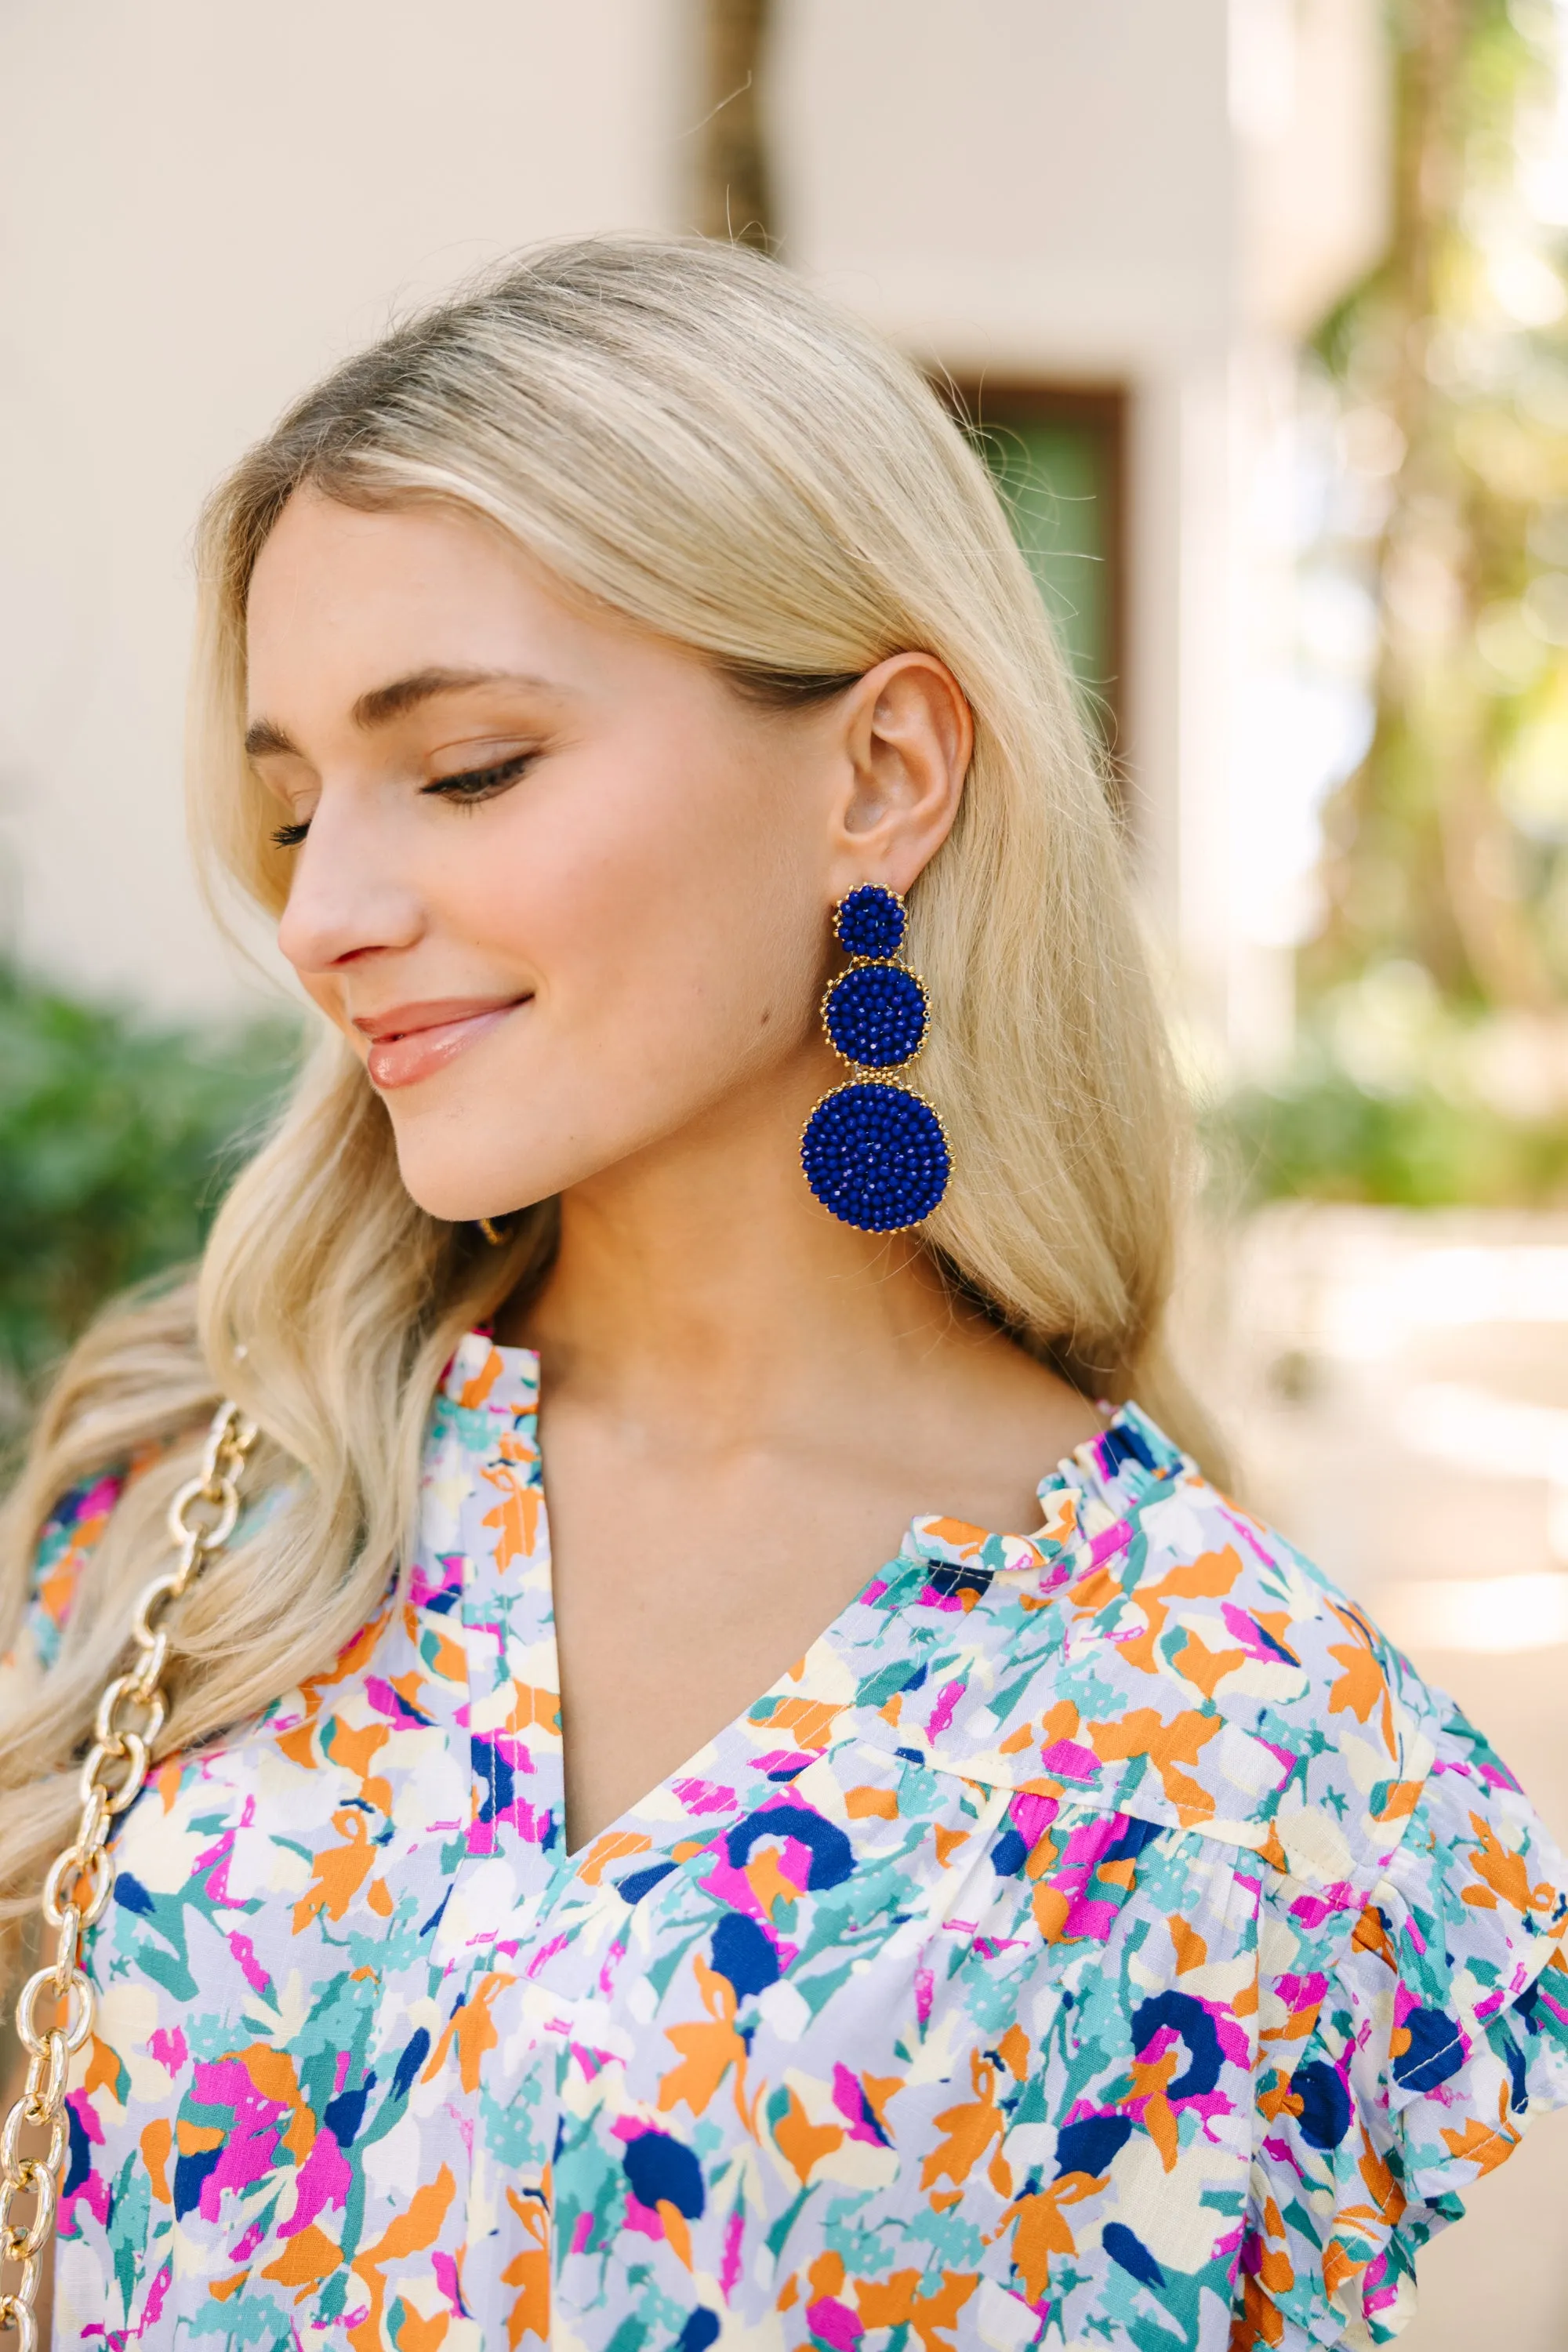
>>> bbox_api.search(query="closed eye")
[423,750,537,806]
[268,750,537,849]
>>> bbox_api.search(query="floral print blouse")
[8,1331,1568,2350]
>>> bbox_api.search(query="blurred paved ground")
[1200,1207,1568,2349]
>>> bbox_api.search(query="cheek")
[475,751,822,1052]
[380,731,833,1219]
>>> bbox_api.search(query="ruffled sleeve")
[1238,1697,1568,2348]
[0,1465,128,1697]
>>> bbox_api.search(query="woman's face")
[247,490,966,1223]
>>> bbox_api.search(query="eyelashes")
[423,750,536,805]
[268,751,536,850]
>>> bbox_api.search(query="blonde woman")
[2,239,1563,2351]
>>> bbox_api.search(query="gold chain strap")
[0,1399,256,2350]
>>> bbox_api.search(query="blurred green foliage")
[1214,1054,1568,1207]
[1212,956,1568,1205]
[1312,0,1568,1015]
[0,964,299,1414]
[1249,1,1568,1207]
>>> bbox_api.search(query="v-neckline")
[433,1328,1150,1879]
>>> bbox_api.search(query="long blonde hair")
[0,234,1207,1924]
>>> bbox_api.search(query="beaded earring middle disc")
[800,884,951,1232]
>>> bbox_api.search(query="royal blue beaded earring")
[800,884,951,1232]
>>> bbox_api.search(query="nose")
[274,792,426,979]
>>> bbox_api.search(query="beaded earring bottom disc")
[800,884,951,1233]
[801,1079,950,1231]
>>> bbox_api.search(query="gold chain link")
[0,1399,256,2349]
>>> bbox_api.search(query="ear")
[825,652,973,899]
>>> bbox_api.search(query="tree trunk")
[695,0,775,249]
[1315,0,1556,1010]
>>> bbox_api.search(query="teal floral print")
[6,1331,1566,2348]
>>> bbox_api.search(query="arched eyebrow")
[244,667,557,760]
[244,717,299,759]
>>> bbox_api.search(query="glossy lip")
[353,995,529,1091]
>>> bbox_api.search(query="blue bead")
[833,884,906,960]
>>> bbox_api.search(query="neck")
[506,1080,973,1446]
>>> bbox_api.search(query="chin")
[390,1115,585,1232]
[405,1177,553,1227]
[389,1135,553,1228]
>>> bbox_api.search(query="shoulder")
[1069,1427,1568,2018]
[815,1410,1568,2337]
[1074,1415,1564,1927]
[0,1461,130,1689]
[1066,1414,1449,1886]
[870,1404,1563,1926]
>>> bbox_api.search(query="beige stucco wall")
[0,0,1386,1043]
[778,0,1236,371]
[0,0,686,1012]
